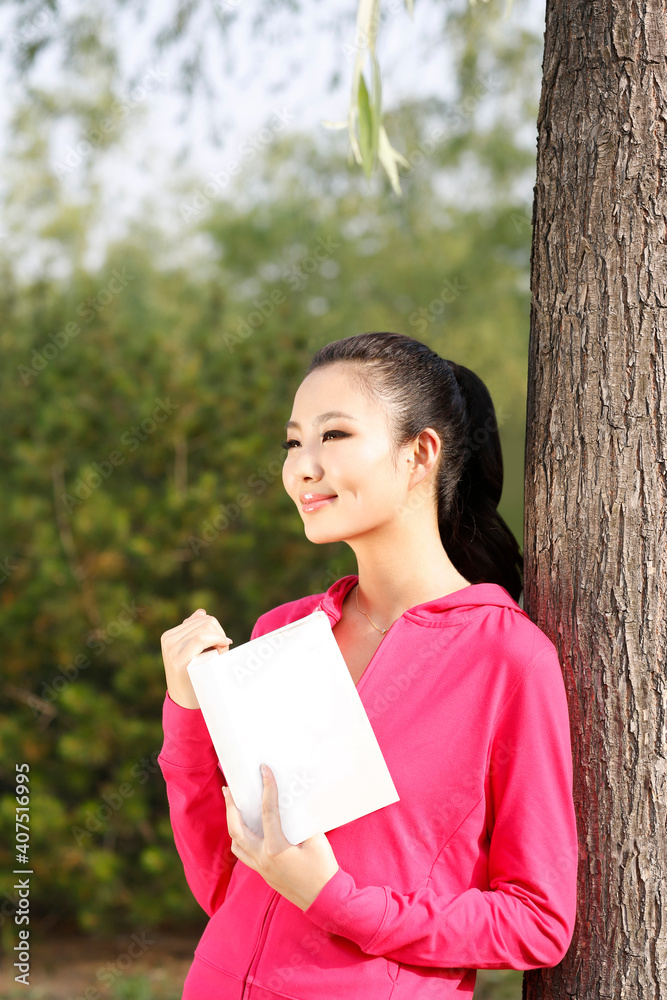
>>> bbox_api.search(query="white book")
[187,608,400,845]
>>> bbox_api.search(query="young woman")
[159,332,578,1000]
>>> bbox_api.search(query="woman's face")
[281,363,424,546]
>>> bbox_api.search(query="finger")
[175,615,231,642]
[163,615,227,648]
[173,618,234,655]
[229,835,255,869]
[201,615,232,644]
[260,764,287,850]
[187,634,234,659]
[223,786,260,848]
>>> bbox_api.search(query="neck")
[346,514,470,627]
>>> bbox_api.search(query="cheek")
[281,458,295,493]
[336,448,401,499]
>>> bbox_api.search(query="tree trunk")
[523,1,667,998]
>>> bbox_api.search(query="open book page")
[187,609,399,845]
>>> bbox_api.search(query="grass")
[1,942,524,1000]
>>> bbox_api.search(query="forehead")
[290,364,380,419]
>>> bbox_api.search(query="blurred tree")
[0,130,535,940]
[0,0,527,192]
[0,0,542,959]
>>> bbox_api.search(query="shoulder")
[477,601,567,725]
[469,586,559,663]
[250,591,325,640]
[492,603,559,668]
[456,588,564,696]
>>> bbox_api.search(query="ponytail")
[439,361,523,601]
[305,332,524,602]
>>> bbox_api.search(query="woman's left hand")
[222,764,340,911]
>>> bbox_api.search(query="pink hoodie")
[159,574,578,999]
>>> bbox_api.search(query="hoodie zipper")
[240,592,339,996]
[242,890,279,998]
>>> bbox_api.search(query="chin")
[301,517,348,545]
[303,526,345,545]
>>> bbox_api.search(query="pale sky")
[0,0,546,276]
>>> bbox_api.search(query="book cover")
[186,609,400,845]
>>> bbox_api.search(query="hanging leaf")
[356,0,380,52]
[357,72,374,179]
[322,0,438,194]
[378,124,410,195]
[370,49,382,166]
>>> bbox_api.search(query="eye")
[322,430,349,442]
[280,430,349,450]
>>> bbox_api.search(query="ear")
[405,428,441,488]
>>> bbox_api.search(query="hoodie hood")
[318,574,529,628]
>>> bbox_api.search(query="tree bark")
[523,1,667,997]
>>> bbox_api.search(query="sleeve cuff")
[303,866,387,950]
[159,691,218,768]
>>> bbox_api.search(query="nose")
[287,439,323,484]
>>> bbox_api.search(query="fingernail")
[260,763,268,779]
[222,785,228,797]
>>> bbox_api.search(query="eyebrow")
[284,410,359,431]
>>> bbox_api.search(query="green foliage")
[0,0,540,937]
[475,969,523,998]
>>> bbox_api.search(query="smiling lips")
[300,492,337,512]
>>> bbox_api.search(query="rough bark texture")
[523,1,667,998]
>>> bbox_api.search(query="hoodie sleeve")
[158,691,237,917]
[157,614,277,916]
[303,647,579,970]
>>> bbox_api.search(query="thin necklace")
[355,585,390,635]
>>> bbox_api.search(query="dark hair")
[304,331,523,602]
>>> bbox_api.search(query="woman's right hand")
[160,608,233,709]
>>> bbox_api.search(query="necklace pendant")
[354,584,390,635]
